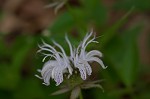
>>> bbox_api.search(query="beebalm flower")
[72,31,108,80]
[35,40,73,86]
[36,31,107,87]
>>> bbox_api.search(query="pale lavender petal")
[65,35,74,58]
[43,70,52,85]
[41,41,62,62]
[82,31,93,48]
[41,60,56,76]
[87,57,107,69]
[84,35,98,49]
[86,50,103,58]
[85,62,92,75]
[67,66,73,75]
[78,65,87,80]
[52,40,68,60]
[55,72,63,86]
[51,67,58,79]
[38,47,54,54]
[35,74,43,79]
[41,40,57,52]
[53,67,64,86]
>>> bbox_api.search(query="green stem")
[79,90,83,99]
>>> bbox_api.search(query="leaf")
[87,79,105,84]
[99,7,134,48]
[81,83,104,92]
[93,89,113,99]
[11,36,35,71]
[51,87,70,95]
[13,78,46,99]
[50,0,107,34]
[82,0,107,27]
[104,25,141,87]
[0,36,35,90]
[0,38,5,55]
[50,12,75,34]
[114,0,150,11]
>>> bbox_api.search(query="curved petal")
[41,60,56,76]
[65,35,74,58]
[41,40,57,52]
[51,66,58,79]
[38,46,54,54]
[41,40,62,62]
[84,35,98,50]
[43,69,52,86]
[80,31,93,57]
[85,62,92,75]
[82,31,93,48]
[54,69,63,86]
[42,67,53,78]
[78,65,87,80]
[86,50,103,58]
[67,66,73,75]
[52,40,68,61]
[87,57,107,69]
[41,53,56,62]
[38,44,61,63]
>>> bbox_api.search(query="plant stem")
[79,90,83,99]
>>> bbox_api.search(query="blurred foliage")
[114,0,150,11]
[0,0,150,99]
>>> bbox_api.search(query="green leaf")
[99,7,134,48]
[13,78,46,99]
[104,25,141,87]
[11,36,35,72]
[82,0,107,27]
[50,12,75,33]
[50,0,107,34]
[93,89,115,99]
[0,63,18,89]
[0,36,35,90]
[0,38,5,55]
[114,0,150,11]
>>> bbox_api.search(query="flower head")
[72,31,107,80]
[36,31,107,86]
[36,40,72,86]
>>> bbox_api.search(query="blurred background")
[0,0,150,99]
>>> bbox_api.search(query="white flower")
[36,31,107,86]
[35,40,72,86]
[73,31,107,80]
